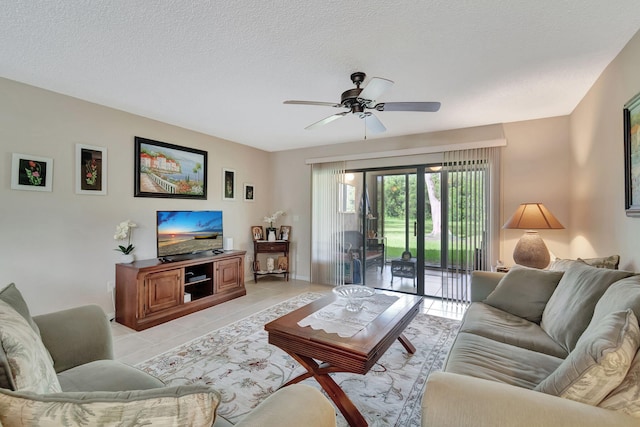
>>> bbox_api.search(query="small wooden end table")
[265,291,422,427]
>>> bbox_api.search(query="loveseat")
[422,261,640,427]
[0,283,336,426]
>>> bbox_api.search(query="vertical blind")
[442,146,501,302]
[310,161,345,285]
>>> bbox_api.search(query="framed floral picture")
[11,153,53,192]
[223,168,236,200]
[76,144,107,195]
[244,183,254,201]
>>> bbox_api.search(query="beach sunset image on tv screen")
[157,210,223,257]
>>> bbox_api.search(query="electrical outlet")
[247,254,254,262]
[107,281,115,293]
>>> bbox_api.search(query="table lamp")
[503,203,564,269]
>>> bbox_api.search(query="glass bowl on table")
[332,285,375,312]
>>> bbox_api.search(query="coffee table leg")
[397,333,416,354]
[283,352,368,427]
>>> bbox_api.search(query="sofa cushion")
[535,310,639,405]
[580,255,621,270]
[0,283,42,391]
[461,303,568,358]
[0,283,41,335]
[592,276,640,325]
[444,332,564,389]
[541,262,633,352]
[599,346,640,417]
[548,255,620,271]
[58,360,165,392]
[547,258,585,272]
[0,300,61,394]
[483,265,564,324]
[0,385,220,427]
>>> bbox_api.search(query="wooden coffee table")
[265,290,422,427]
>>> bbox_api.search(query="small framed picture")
[223,168,236,200]
[251,226,264,241]
[76,144,107,195]
[277,256,288,271]
[11,153,53,192]
[252,260,261,272]
[279,225,292,241]
[244,183,254,202]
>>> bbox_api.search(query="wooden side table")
[253,240,289,282]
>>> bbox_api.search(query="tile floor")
[112,276,467,365]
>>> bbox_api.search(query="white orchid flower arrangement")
[114,220,137,254]
[263,210,285,228]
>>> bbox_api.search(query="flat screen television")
[157,210,223,258]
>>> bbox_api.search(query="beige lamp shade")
[503,203,564,269]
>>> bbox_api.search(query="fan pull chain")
[364,117,367,140]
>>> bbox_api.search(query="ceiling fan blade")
[362,113,386,134]
[358,77,394,103]
[284,100,343,108]
[376,102,441,112]
[305,112,349,130]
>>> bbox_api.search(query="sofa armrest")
[470,271,504,302]
[422,372,637,427]
[33,305,113,373]
[235,384,336,427]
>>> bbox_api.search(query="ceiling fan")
[284,71,441,134]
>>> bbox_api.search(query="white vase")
[267,229,276,242]
[266,257,275,272]
[120,253,135,264]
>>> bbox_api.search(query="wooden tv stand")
[115,250,246,331]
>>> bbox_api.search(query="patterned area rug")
[137,292,461,426]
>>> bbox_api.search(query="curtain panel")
[310,161,345,285]
[442,146,501,302]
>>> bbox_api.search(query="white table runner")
[297,293,399,337]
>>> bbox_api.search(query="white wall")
[0,78,271,315]
[271,118,573,278]
[4,27,639,315]
[569,28,640,271]
[502,116,572,263]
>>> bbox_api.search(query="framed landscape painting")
[134,137,207,199]
[11,153,53,192]
[76,144,107,195]
[625,93,640,216]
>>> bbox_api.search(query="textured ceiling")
[2,1,640,152]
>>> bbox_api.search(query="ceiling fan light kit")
[284,72,441,134]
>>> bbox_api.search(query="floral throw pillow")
[0,385,219,426]
[0,299,61,393]
[535,309,639,405]
[599,347,640,416]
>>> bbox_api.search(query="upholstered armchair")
[0,283,336,426]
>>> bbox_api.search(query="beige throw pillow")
[0,300,61,394]
[483,265,564,323]
[0,385,220,426]
[535,309,639,405]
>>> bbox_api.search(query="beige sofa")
[422,261,640,427]
[0,283,336,426]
